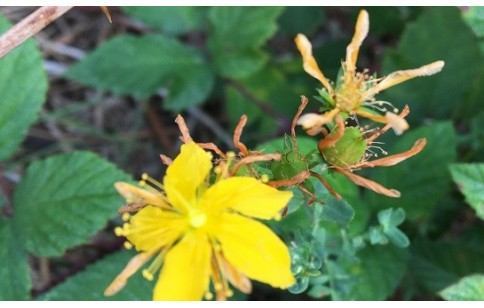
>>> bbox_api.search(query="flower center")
[189,209,207,228]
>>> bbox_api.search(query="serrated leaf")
[367,121,457,221]
[226,65,306,142]
[38,250,152,300]
[410,241,484,293]
[208,7,283,78]
[382,7,482,120]
[122,7,207,35]
[340,245,409,300]
[0,14,47,161]
[449,163,484,220]
[0,218,31,300]
[440,274,484,301]
[13,151,130,257]
[67,34,214,112]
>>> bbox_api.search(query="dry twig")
[0,6,73,59]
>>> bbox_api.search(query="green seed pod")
[320,127,366,167]
[271,150,308,180]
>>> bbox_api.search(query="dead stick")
[0,6,73,59]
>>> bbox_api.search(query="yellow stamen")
[121,212,131,221]
[142,269,154,281]
[204,291,213,300]
[114,226,124,236]
[274,213,282,221]
[124,241,133,249]
[261,174,270,183]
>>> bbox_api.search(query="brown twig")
[0,6,73,59]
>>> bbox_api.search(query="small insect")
[118,202,146,214]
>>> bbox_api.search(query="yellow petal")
[295,34,333,93]
[201,177,292,220]
[345,10,369,73]
[153,233,211,301]
[164,142,212,211]
[366,60,445,98]
[114,182,167,207]
[126,206,185,252]
[215,213,295,288]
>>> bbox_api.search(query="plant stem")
[0,6,73,59]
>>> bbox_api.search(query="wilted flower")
[105,142,295,300]
[295,10,444,135]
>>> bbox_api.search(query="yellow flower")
[105,142,295,301]
[295,10,445,135]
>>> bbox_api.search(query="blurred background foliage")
[0,6,483,301]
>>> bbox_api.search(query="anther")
[204,292,213,300]
[214,283,223,291]
[121,212,131,221]
[138,180,146,187]
[142,269,154,281]
[141,173,149,180]
[261,174,270,183]
[123,241,133,249]
[227,151,236,159]
[214,166,222,174]
[225,289,234,297]
[114,227,124,236]
[274,213,282,221]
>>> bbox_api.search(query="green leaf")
[225,67,299,141]
[378,208,405,227]
[462,7,484,52]
[341,245,409,300]
[383,227,410,248]
[0,218,31,300]
[318,198,354,226]
[13,151,130,257]
[382,7,482,120]
[449,163,484,220]
[38,250,152,300]
[122,7,207,35]
[67,34,214,112]
[208,7,283,78]
[410,241,484,293]
[440,274,484,301]
[0,14,47,161]
[278,7,325,36]
[367,121,457,221]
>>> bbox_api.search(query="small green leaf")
[0,218,31,300]
[449,163,484,220]
[38,250,152,300]
[383,227,410,248]
[208,7,283,78]
[382,7,482,120]
[13,151,130,257]
[462,7,484,52]
[410,241,484,293]
[67,34,214,111]
[0,14,47,161]
[341,245,409,300]
[440,274,484,301]
[318,198,354,226]
[378,208,405,227]
[368,228,388,245]
[367,121,457,221]
[122,7,207,35]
